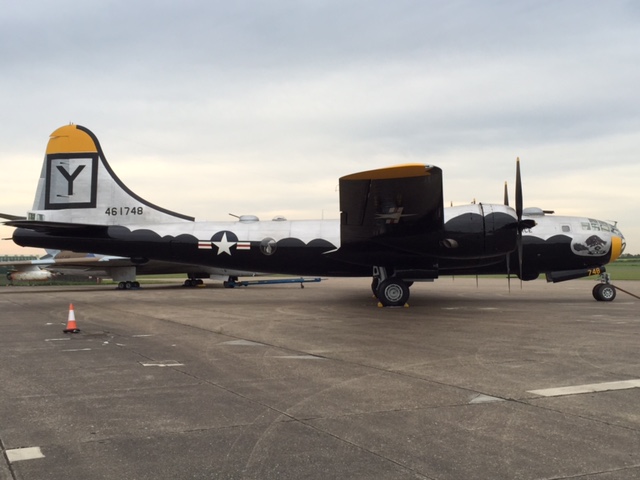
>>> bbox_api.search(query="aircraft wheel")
[593,283,616,302]
[124,281,133,289]
[377,278,410,307]
[133,281,140,289]
[118,281,126,290]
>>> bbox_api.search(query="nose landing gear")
[593,283,616,301]
[593,273,616,301]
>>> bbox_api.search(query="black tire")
[593,283,616,302]
[376,278,410,307]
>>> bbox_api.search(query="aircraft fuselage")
[13,207,624,281]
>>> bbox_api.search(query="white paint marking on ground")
[6,447,45,463]
[274,355,324,359]
[140,361,184,367]
[222,340,266,346]
[61,348,92,352]
[45,338,70,342]
[470,394,505,404]
[132,334,154,337]
[528,379,640,397]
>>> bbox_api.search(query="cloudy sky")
[1,0,639,255]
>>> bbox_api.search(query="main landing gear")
[593,273,616,302]
[372,267,411,307]
[117,281,140,290]
[183,278,204,287]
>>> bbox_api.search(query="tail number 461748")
[105,207,144,216]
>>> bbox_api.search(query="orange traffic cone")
[63,303,81,333]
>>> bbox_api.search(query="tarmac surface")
[1,277,639,480]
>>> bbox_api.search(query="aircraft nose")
[610,230,625,263]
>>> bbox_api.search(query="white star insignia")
[212,232,236,255]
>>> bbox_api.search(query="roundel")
[210,231,239,243]
[210,231,239,256]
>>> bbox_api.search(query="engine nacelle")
[441,204,518,260]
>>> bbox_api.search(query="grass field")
[600,257,640,280]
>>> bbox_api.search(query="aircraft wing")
[337,164,444,265]
[0,254,129,270]
[0,213,26,221]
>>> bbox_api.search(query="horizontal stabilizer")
[5,219,109,235]
[0,213,26,221]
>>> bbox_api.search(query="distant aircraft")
[2,124,626,306]
[0,248,256,289]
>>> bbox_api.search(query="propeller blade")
[515,158,524,288]
[504,179,511,292]
[518,235,523,289]
[506,252,511,293]
[515,157,523,222]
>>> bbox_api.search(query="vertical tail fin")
[29,124,193,225]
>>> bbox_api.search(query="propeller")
[506,158,536,290]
